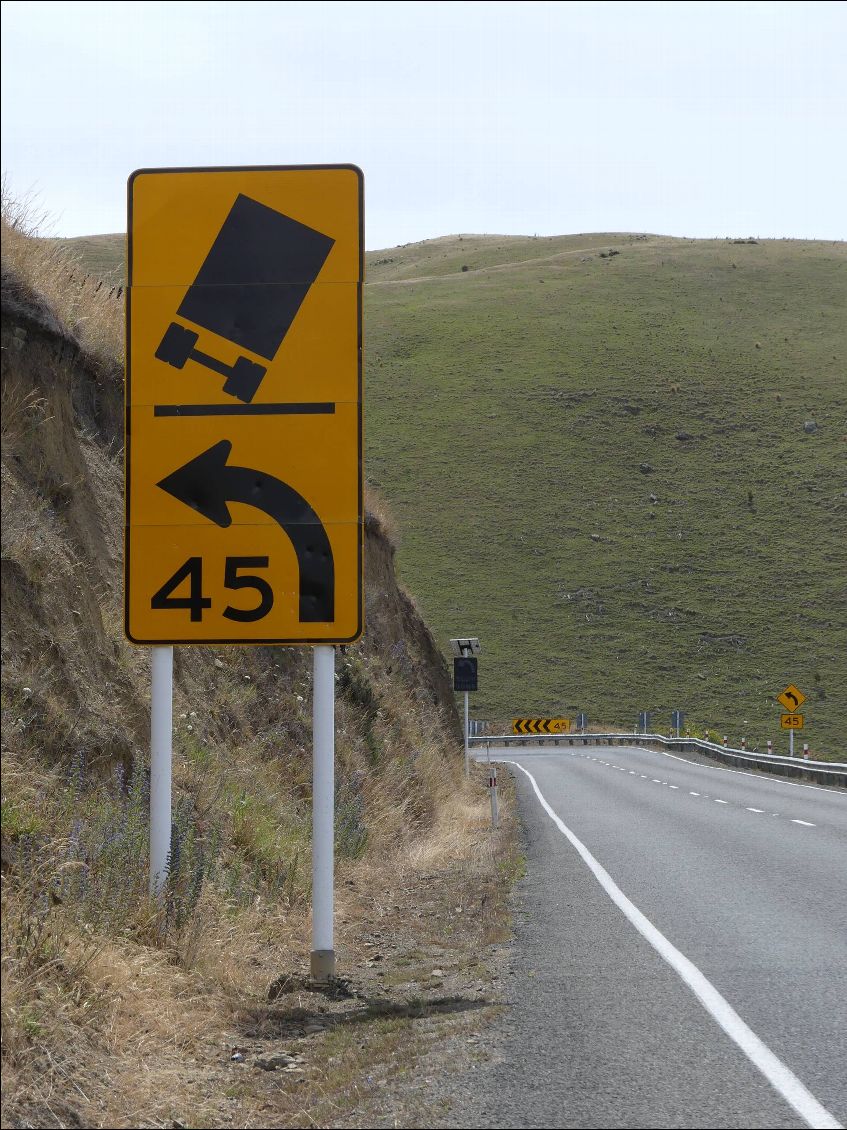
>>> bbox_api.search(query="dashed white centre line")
[573,751,823,836]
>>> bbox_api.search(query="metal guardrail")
[468,732,847,787]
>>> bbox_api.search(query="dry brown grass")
[364,482,400,550]
[1,183,123,363]
[1,187,517,1128]
[1,545,497,1128]
[1,756,516,1128]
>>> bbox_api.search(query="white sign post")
[311,645,336,982]
[149,645,173,898]
[486,741,499,828]
[464,691,470,776]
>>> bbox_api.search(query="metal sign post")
[149,646,173,897]
[311,645,335,982]
[464,692,470,776]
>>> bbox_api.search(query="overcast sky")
[2,0,845,247]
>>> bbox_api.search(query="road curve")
[440,744,846,1129]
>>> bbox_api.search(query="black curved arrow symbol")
[784,690,798,710]
[157,440,334,622]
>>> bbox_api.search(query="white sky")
[2,0,845,247]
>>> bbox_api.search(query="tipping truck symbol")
[155,194,335,402]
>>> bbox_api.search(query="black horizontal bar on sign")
[154,403,336,417]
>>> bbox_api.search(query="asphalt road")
[445,744,846,1129]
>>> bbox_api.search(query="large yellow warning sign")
[125,165,363,644]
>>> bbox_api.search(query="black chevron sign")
[512,718,571,735]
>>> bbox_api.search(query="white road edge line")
[792,819,816,827]
[746,808,765,813]
[504,759,842,1130]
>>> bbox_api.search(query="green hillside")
[365,234,846,755]
[65,231,847,755]
[47,232,126,284]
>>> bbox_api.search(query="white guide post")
[311,645,335,982]
[149,645,173,898]
[487,742,499,828]
[464,690,470,776]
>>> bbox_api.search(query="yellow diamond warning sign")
[125,165,364,644]
[777,684,806,712]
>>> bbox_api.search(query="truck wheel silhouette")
[155,322,266,403]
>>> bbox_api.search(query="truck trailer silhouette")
[155,193,335,402]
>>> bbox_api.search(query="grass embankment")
[61,228,846,756]
[1,197,519,1128]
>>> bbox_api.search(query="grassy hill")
[64,230,847,756]
[365,233,846,754]
[47,232,126,284]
